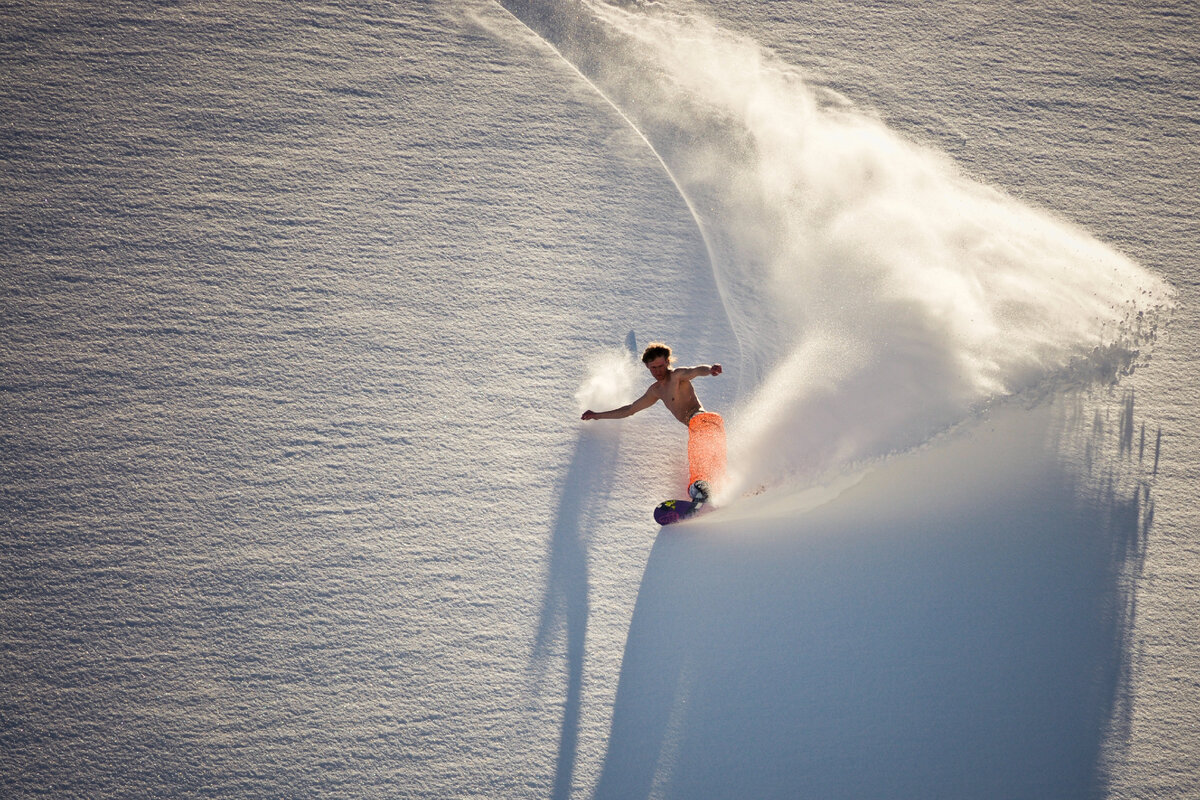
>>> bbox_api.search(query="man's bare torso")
[652,370,704,425]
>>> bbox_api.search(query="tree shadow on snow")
[595,396,1151,800]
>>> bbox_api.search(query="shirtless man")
[582,343,726,504]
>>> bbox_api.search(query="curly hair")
[641,343,675,364]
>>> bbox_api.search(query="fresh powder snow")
[1,1,1196,798]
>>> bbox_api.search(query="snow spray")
[503,0,1172,494]
[575,348,640,417]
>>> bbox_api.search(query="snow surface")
[1,0,1196,798]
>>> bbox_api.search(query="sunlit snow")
[1,1,1196,798]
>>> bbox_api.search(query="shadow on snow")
[533,424,623,800]
[595,397,1149,800]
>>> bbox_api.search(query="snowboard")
[654,480,713,526]
[653,498,703,526]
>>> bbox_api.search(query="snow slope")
[496,2,1180,797]
[0,0,1195,798]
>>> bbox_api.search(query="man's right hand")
[581,410,597,421]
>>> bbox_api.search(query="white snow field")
[1,1,1196,798]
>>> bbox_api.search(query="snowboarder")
[581,342,726,504]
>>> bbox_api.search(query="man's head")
[642,343,674,381]
[641,343,674,365]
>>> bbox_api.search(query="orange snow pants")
[687,411,727,491]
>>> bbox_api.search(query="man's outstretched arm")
[674,364,722,380]
[582,386,659,421]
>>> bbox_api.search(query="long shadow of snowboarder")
[532,424,622,800]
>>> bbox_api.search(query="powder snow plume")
[575,348,640,416]
[500,0,1172,494]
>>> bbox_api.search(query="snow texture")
[1,0,1196,798]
